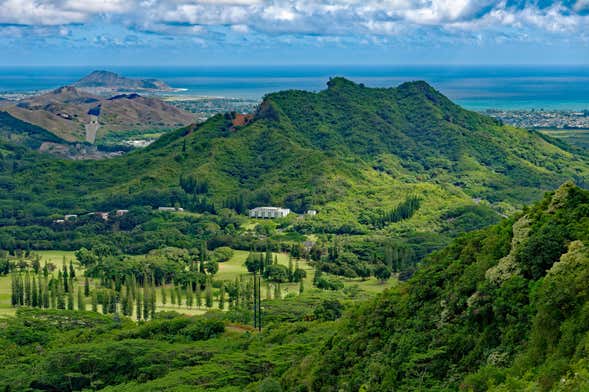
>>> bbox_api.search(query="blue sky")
[0,0,588,66]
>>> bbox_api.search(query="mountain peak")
[326,77,362,90]
[73,70,172,91]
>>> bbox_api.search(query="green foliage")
[293,183,589,391]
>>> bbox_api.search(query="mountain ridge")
[1,86,194,143]
[73,70,173,92]
[0,78,587,242]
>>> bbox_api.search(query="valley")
[0,77,588,392]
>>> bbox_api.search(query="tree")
[160,285,167,305]
[84,277,90,297]
[205,260,219,276]
[196,282,202,308]
[69,260,76,280]
[264,264,290,283]
[56,281,65,309]
[205,279,213,308]
[219,282,225,310]
[186,283,193,308]
[31,256,40,274]
[288,256,294,281]
[68,286,75,310]
[199,241,207,273]
[91,291,98,312]
[143,287,150,319]
[374,264,392,283]
[212,247,234,262]
[62,265,69,293]
[77,287,85,311]
[24,272,31,306]
[42,278,49,308]
[313,299,343,321]
[136,290,142,320]
[170,282,176,305]
[31,275,38,307]
[292,268,307,283]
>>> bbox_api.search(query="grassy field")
[538,128,589,150]
[1,249,395,319]
[0,250,77,317]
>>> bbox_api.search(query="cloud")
[0,0,588,46]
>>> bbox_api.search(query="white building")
[249,207,291,219]
[306,210,317,216]
[158,207,184,212]
[116,209,129,217]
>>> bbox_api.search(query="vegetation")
[1,80,589,391]
[291,182,589,391]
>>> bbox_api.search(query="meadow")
[1,248,394,319]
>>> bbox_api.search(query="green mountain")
[288,181,589,391]
[0,78,588,258]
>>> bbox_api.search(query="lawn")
[1,248,395,319]
[0,250,77,317]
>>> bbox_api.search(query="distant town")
[165,97,259,123]
[484,109,589,129]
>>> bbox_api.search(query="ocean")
[0,65,588,110]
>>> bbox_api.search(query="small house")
[249,207,291,219]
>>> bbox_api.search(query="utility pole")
[253,271,257,329]
[252,271,262,331]
[257,274,262,331]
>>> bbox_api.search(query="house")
[306,210,317,216]
[116,209,129,217]
[158,207,184,212]
[249,207,291,219]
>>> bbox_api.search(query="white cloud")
[0,0,587,45]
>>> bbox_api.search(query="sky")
[0,0,588,66]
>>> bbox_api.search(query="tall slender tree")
[69,260,76,280]
[31,275,38,307]
[24,272,31,306]
[186,283,193,308]
[77,287,85,311]
[160,285,167,305]
[136,290,142,320]
[196,282,202,308]
[219,282,225,310]
[205,279,213,308]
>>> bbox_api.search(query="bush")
[315,276,344,290]
[212,246,234,262]
[264,264,290,283]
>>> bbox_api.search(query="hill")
[0,78,587,255]
[0,111,67,149]
[1,86,194,143]
[73,70,173,92]
[289,182,589,391]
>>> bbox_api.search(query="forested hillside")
[2,183,588,391]
[290,182,589,391]
[1,78,587,227]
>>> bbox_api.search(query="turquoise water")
[0,65,587,110]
